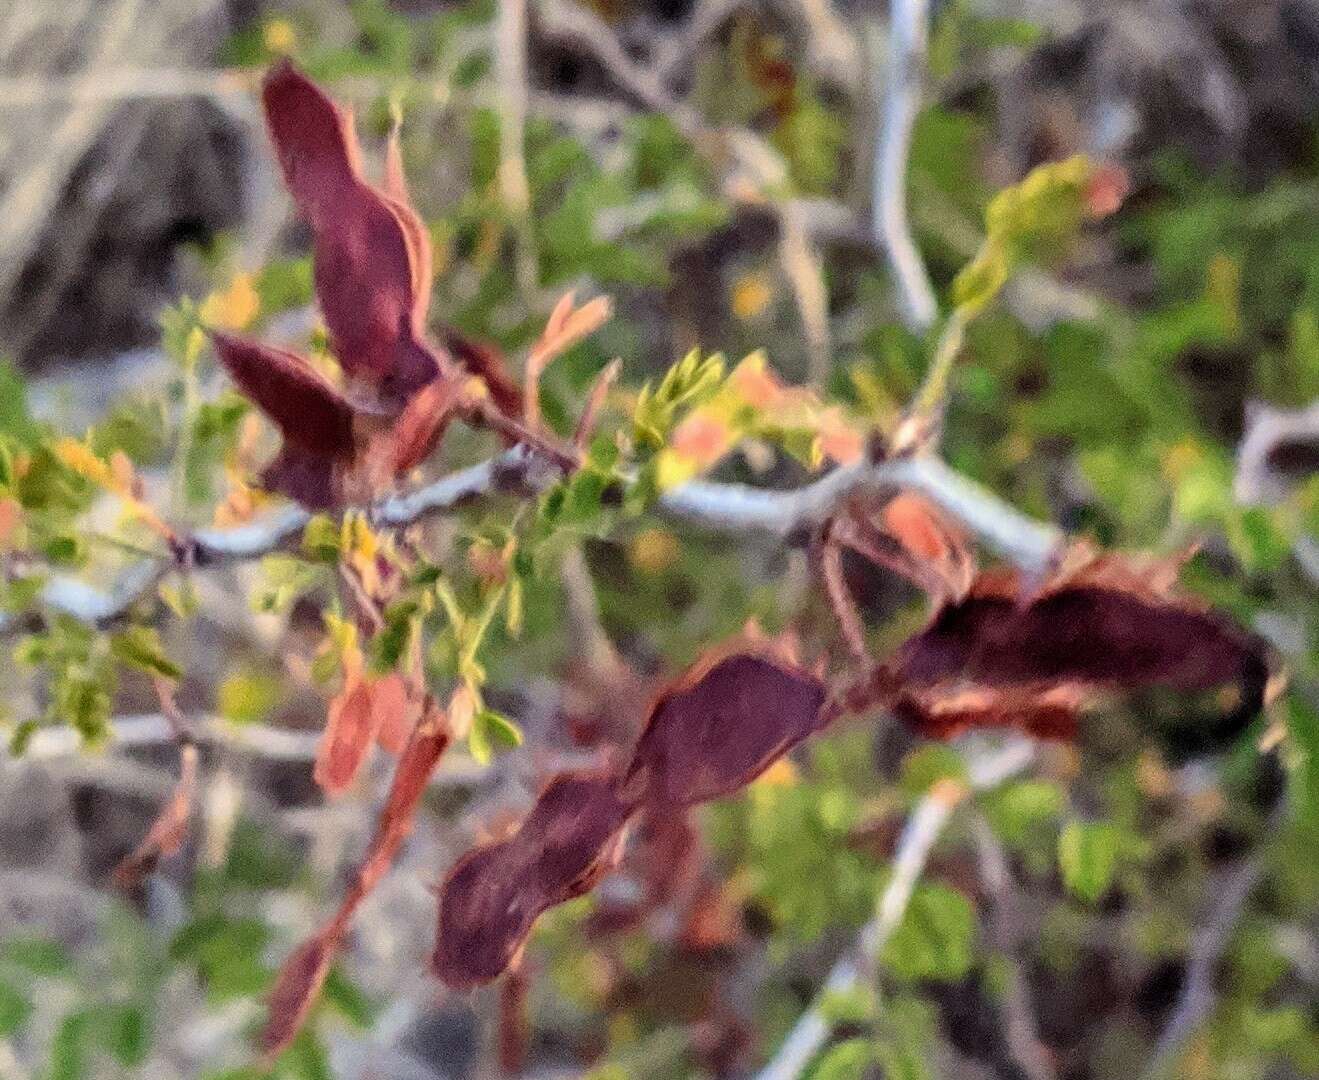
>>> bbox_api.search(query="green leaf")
[367,600,421,675]
[0,977,31,1036]
[95,1003,149,1068]
[881,883,976,981]
[1058,820,1123,904]
[0,361,40,445]
[301,515,342,563]
[818,985,879,1026]
[807,1038,875,1080]
[321,967,375,1029]
[0,936,72,976]
[1285,697,1319,833]
[899,745,968,798]
[7,719,37,756]
[983,780,1065,850]
[48,1009,91,1080]
[217,670,282,726]
[468,708,523,765]
[111,626,182,681]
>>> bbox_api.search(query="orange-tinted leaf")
[891,685,1083,742]
[372,673,414,754]
[383,376,465,476]
[524,293,613,427]
[621,651,827,807]
[433,770,633,989]
[260,926,341,1061]
[574,358,622,449]
[315,675,379,794]
[262,704,450,1054]
[0,497,21,549]
[347,705,452,909]
[113,743,198,888]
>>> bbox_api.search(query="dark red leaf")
[433,770,633,990]
[259,444,342,510]
[892,553,1271,756]
[440,328,524,420]
[621,652,827,807]
[210,332,355,458]
[261,61,439,404]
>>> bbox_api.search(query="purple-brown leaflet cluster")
[430,534,1273,991]
[433,647,829,989]
[210,61,524,509]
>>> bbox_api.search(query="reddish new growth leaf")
[261,703,451,1059]
[888,550,1271,756]
[622,650,829,807]
[315,671,414,794]
[113,742,199,889]
[836,492,975,604]
[434,650,827,989]
[212,61,525,508]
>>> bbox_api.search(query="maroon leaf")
[433,770,634,990]
[891,553,1271,757]
[259,444,342,510]
[440,328,524,420]
[621,651,827,808]
[261,61,439,404]
[210,332,355,458]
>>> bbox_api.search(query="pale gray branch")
[873,0,938,333]
[1142,845,1269,1079]
[2,443,1061,631]
[756,738,1036,1080]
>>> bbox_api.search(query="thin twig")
[560,544,626,678]
[495,0,538,295]
[756,738,1036,1080]
[1141,845,1270,1079]
[872,0,937,334]
[818,536,869,667]
[971,814,1059,1080]
[777,202,833,385]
